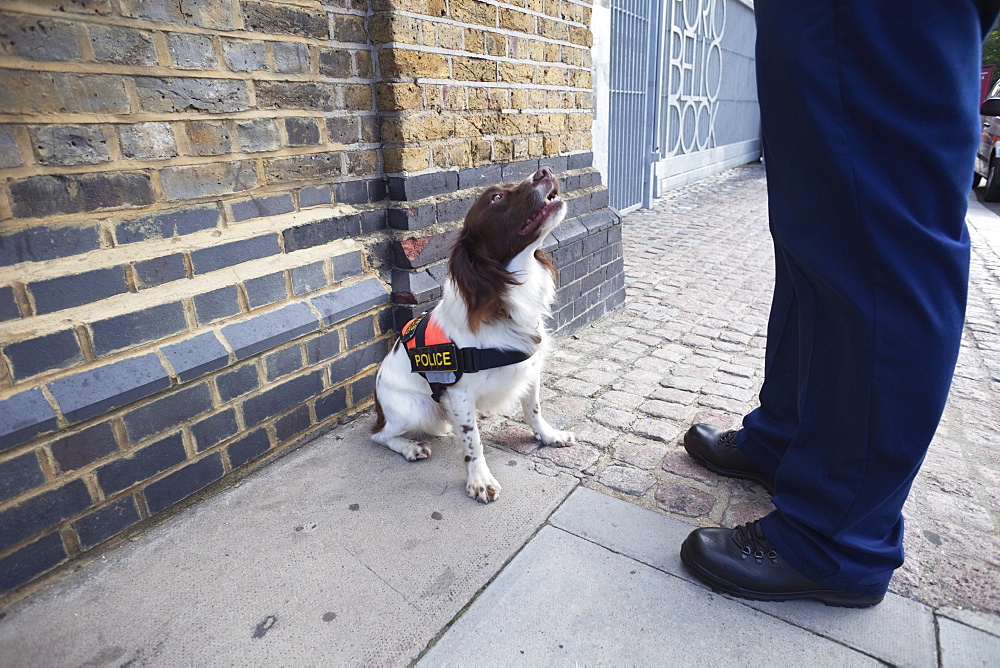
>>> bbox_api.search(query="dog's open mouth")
[518,186,563,236]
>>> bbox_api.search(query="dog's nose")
[533,166,553,182]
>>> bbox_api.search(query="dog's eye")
[491,193,502,203]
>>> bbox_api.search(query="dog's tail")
[370,385,386,434]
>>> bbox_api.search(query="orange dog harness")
[400,309,532,402]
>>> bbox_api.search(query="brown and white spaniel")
[371,166,575,503]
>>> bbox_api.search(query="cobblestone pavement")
[473,164,1000,615]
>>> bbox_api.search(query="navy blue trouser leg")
[735,0,989,595]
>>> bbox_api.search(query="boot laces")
[733,520,779,566]
[718,430,739,449]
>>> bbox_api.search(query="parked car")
[974,79,1000,200]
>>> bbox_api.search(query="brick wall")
[0,0,622,599]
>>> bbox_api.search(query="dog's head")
[448,167,566,330]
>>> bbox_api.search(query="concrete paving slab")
[938,617,1000,667]
[0,420,577,667]
[418,525,879,666]
[552,486,938,667]
[937,607,1000,638]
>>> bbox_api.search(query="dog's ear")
[449,229,518,332]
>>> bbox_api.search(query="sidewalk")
[2,166,998,666]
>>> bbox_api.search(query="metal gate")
[607,0,662,213]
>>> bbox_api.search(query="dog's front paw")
[402,441,431,461]
[466,473,502,503]
[536,428,576,448]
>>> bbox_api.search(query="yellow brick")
[528,136,544,157]
[442,85,468,110]
[342,84,373,110]
[451,0,497,26]
[488,87,510,110]
[569,25,592,47]
[384,146,429,172]
[373,0,446,14]
[543,0,559,17]
[578,131,593,150]
[543,136,559,156]
[380,49,450,79]
[571,69,592,89]
[569,112,591,131]
[499,8,534,33]
[539,66,566,87]
[525,0,544,12]
[499,62,535,84]
[438,23,464,50]
[376,82,422,111]
[511,89,528,109]
[379,118,405,143]
[537,113,566,133]
[433,141,472,168]
[513,137,529,159]
[347,149,378,175]
[471,139,492,165]
[509,35,528,59]
[396,15,421,43]
[369,14,393,44]
[577,91,594,108]
[465,28,484,54]
[582,7,592,25]
[453,56,495,82]
[483,32,506,56]
[546,43,560,62]
[467,87,491,110]
[494,138,513,162]
[528,88,546,108]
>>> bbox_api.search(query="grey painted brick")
[135,77,250,114]
[391,268,441,304]
[0,533,66,596]
[545,156,569,174]
[392,231,457,270]
[222,38,267,72]
[144,453,224,514]
[242,370,323,428]
[310,277,388,326]
[436,196,476,223]
[0,285,20,321]
[274,41,310,72]
[89,24,157,66]
[190,235,280,274]
[30,266,128,315]
[346,316,374,350]
[48,353,171,425]
[283,215,360,252]
[305,330,340,364]
[583,230,610,257]
[167,32,217,69]
[221,302,319,360]
[160,161,259,201]
[386,171,458,201]
[378,307,394,336]
[116,205,219,244]
[191,409,238,452]
[552,218,588,245]
[117,122,177,160]
[275,405,311,441]
[124,382,214,444]
[96,432,186,497]
[285,117,321,146]
[216,363,259,402]
[331,252,362,283]
[134,254,187,288]
[228,429,270,469]
[235,118,279,153]
[241,0,329,39]
[0,478,91,552]
[49,422,119,473]
[244,272,287,308]
[0,14,81,61]
[291,262,327,295]
[592,188,610,210]
[0,389,58,452]
[231,193,294,222]
[325,115,359,143]
[361,209,386,233]
[0,125,23,168]
[0,71,129,116]
[9,172,154,219]
[194,286,241,325]
[73,495,141,550]
[335,180,369,205]
[315,387,347,421]
[386,206,434,231]
[161,332,230,383]
[33,125,111,166]
[458,164,503,190]
[329,340,386,384]
[299,186,330,208]
[568,152,594,170]
[119,0,234,29]
[90,302,187,357]
[0,451,46,504]
[265,346,303,381]
[567,194,591,218]
[351,373,376,404]
[4,329,84,381]
[502,160,540,182]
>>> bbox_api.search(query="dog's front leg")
[443,390,501,503]
[521,370,575,447]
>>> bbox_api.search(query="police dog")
[370,166,575,503]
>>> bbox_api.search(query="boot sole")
[679,539,884,608]
[684,447,776,495]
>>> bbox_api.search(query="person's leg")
[683,0,991,599]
